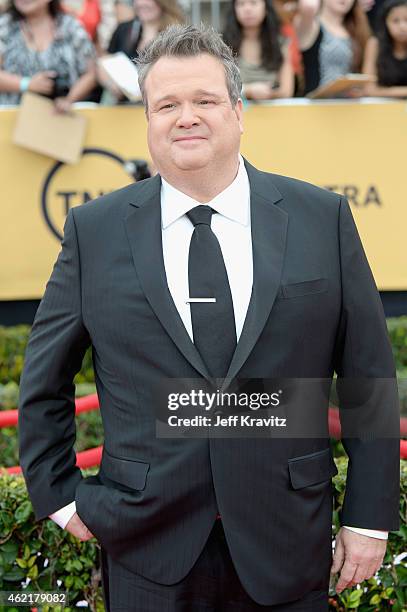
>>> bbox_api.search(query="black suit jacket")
[18,158,400,606]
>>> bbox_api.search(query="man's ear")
[234,98,244,134]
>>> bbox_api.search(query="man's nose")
[175,103,200,128]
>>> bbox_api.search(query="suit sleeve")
[333,197,400,531]
[18,209,91,521]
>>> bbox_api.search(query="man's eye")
[199,100,213,105]
[160,104,174,110]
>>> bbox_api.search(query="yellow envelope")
[13,92,87,164]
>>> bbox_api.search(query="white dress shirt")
[49,155,387,540]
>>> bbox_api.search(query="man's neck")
[161,158,240,203]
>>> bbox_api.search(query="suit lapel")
[123,159,288,387]
[221,159,288,389]
[124,175,211,381]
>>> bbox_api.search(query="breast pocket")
[279,278,328,299]
[288,447,338,490]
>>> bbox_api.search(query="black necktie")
[187,205,237,379]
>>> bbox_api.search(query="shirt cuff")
[49,501,77,529]
[343,525,388,540]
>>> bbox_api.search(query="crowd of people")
[0,0,406,109]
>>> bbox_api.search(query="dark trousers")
[100,519,329,611]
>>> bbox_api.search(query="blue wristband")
[19,76,31,93]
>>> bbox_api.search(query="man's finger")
[350,563,369,586]
[79,527,95,541]
[336,560,358,593]
[366,557,383,581]
[64,512,95,540]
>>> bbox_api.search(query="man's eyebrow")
[193,90,222,98]
[152,90,222,106]
[151,95,172,106]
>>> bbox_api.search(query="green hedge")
[387,317,407,372]
[0,408,102,470]
[0,458,405,612]
[0,467,103,612]
[0,326,94,387]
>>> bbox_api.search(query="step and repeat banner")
[1,100,406,299]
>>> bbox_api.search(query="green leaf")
[74,576,84,589]
[27,563,38,579]
[395,564,407,585]
[72,559,83,571]
[65,575,74,588]
[348,589,362,607]
[0,540,18,564]
[14,500,32,523]
[395,586,406,604]
[2,566,25,581]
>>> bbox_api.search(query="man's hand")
[331,527,387,593]
[64,512,95,541]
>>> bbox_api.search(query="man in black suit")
[19,24,400,612]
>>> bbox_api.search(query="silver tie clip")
[186,298,217,303]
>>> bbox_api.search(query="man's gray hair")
[134,24,242,109]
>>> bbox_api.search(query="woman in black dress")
[98,0,184,103]
[363,0,407,97]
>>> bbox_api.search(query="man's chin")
[172,152,211,172]
[167,139,210,166]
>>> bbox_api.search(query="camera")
[45,74,71,100]
[124,159,152,182]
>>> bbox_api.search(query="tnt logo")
[41,148,151,240]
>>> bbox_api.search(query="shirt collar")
[160,155,250,229]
